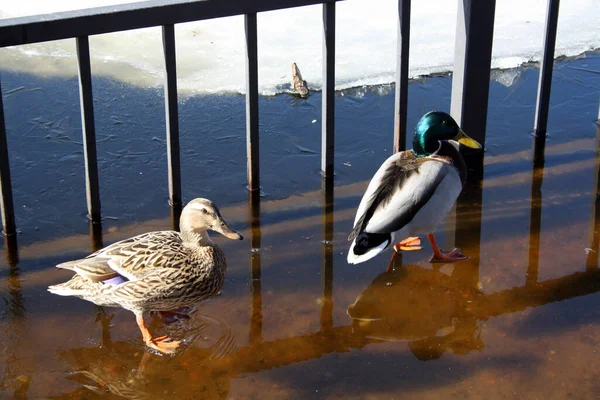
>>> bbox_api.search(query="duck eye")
[201,208,208,214]
[441,120,448,125]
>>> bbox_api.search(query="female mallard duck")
[347,111,482,265]
[48,198,243,354]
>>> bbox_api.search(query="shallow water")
[1,53,600,398]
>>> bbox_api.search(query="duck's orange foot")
[147,336,181,354]
[429,248,468,263]
[394,237,422,252]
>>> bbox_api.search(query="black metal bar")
[450,0,496,145]
[162,24,182,207]
[89,221,104,252]
[532,131,547,170]
[393,0,411,154]
[0,0,343,48]
[249,189,262,251]
[321,1,335,177]
[0,81,16,236]
[245,13,260,192]
[533,0,560,137]
[170,203,182,231]
[76,36,102,223]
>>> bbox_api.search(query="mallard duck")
[347,111,482,265]
[48,198,243,354]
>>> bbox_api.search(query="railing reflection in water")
[320,175,334,330]
[454,152,484,289]
[5,135,600,397]
[248,189,262,345]
[2,235,30,398]
[527,143,545,286]
[3,234,23,320]
[87,221,116,347]
[586,118,600,272]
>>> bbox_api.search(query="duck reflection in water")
[347,263,484,361]
[53,312,236,399]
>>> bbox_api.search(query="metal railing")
[0,0,561,235]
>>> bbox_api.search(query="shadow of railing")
[50,146,600,399]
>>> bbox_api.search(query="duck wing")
[349,151,453,240]
[56,231,187,282]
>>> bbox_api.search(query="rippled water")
[1,52,600,398]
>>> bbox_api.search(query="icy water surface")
[1,53,600,398]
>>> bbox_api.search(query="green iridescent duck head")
[412,111,482,157]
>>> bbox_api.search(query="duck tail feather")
[347,232,391,264]
[48,275,90,297]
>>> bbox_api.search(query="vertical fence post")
[89,221,104,252]
[450,0,496,145]
[450,0,494,275]
[0,81,16,236]
[321,1,336,177]
[162,24,182,208]
[533,0,560,139]
[76,36,102,224]
[245,13,260,192]
[393,0,411,154]
[245,12,261,339]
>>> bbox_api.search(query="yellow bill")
[454,128,482,150]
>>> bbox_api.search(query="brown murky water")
[2,128,600,398]
[2,51,600,398]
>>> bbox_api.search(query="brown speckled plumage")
[54,231,228,312]
[48,198,243,354]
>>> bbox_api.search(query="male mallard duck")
[347,111,482,265]
[48,198,243,354]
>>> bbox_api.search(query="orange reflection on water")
[2,131,600,398]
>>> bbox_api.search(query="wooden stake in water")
[291,62,309,98]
